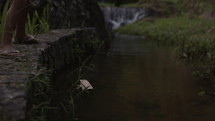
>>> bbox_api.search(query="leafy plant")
[26,68,53,121]
[26,6,50,35]
[0,0,10,40]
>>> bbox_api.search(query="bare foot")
[15,34,40,44]
[0,44,15,52]
[0,43,21,57]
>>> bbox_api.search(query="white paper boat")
[78,79,94,90]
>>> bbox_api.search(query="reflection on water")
[77,35,215,121]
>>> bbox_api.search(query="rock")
[34,0,111,47]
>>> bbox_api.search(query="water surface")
[77,35,215,121]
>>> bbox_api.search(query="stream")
[76,35,215,121]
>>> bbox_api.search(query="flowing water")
[77,35,215,121]
[101,7,146,29]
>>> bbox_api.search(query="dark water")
[77,35,215,121]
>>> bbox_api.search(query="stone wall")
[0,28,101,121]
[37,28,100,70]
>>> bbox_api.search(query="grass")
[26,5,50,35]
[117,16,215,61]
[26,68,52,121]
[0,0,10,40]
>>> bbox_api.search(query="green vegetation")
[26,6,50,35]
[27,67,87,121]
[27,68,52,121]
[118,16,215,61]
[0,0,10,40]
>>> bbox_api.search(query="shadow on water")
[63,35,215,121]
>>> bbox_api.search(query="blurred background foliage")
[98,0,215,15]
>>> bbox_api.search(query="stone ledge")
[0,28,99,121]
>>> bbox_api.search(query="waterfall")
[101,7,146,30]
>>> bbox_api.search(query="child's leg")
[14,0,31,41]
[0,0,29,51]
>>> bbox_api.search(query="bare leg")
[0,0,30,52]
[15,0,32,42]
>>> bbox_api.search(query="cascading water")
[101,7,146,29]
